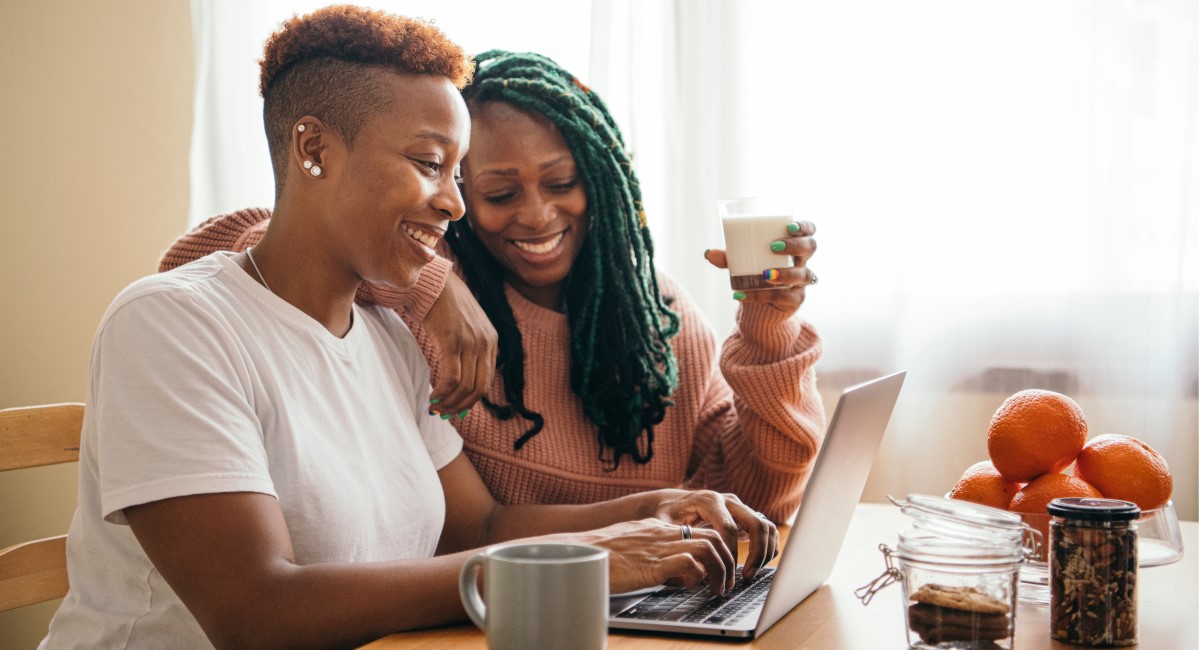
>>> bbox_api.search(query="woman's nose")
[432,177,466,221]
[516,193,555,228]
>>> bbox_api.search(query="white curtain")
[188,0,592,223]
[590,0,1198,517]
[190,0,1197,518]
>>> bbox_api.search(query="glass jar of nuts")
[1048,497,1139,646]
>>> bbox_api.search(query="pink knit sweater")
[160,209,826,522]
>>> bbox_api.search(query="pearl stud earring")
[297,124,306,132]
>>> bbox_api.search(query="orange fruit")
[1074,434,1173,511]
[1009,473,1102,544]
[1009,472,1101,515]
[949,461,1020,510]
[986,389,1087,483]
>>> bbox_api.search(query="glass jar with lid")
[858,494,1042,649]
[1048,497,1139,646]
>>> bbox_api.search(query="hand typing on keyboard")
[543,490,779,598]
[639,489,781,583]
[570,518,736,595]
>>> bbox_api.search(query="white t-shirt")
[41,253,462,648]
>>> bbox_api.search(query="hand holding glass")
[717,196,793,290]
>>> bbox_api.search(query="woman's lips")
[513,231,565,254]
[402,223,442,262]
[510,230,566,263]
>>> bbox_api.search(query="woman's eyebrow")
[474,155,575,178]
[476,168,518,177]
[538,155,573,171]
[414,129,455,146]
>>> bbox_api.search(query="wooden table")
[363,503,1197,649]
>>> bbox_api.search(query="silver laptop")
[609,370,905,639]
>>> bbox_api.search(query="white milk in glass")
[718,197,792,290]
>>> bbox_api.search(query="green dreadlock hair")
[447,49,680,468]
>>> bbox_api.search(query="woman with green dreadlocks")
[161,50,823,524]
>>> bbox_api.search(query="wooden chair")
[0,403,83,612]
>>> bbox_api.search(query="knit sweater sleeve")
[354,255,452,322]
[157,208,272,272]
[155,208,451,321]
[682,284,825,523]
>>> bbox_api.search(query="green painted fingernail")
[429,398,440,404]
[733,291,746,301]
[440,413,453,420]
[770,240,786,253]
[787,223,800,234]
[458,409,470,419]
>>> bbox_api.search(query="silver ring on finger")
[681,524,692,540]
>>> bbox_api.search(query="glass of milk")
[717,195,793,290]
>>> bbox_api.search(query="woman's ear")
[291,117,329,178]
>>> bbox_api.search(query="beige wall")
[0,1,193,646]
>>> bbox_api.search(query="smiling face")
[460,101,589,310]
[324,72,471,290]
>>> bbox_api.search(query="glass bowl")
[1016,500,1185,605]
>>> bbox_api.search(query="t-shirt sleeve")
[91,288,276,524]
[417,410,463,471]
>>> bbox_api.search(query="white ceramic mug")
[717,195,794,290]
[458,542,609,650]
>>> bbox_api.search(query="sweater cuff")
[355,254,452,315]
[732,304,815,360]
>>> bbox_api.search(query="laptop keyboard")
[614,567,775,627]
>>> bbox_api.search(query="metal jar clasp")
[1021,523,1045,561]
[855,543,902,606]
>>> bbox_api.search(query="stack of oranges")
[949,389,1173,529]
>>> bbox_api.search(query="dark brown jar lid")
[1047,497,1140,521]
